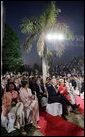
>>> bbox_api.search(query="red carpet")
[76,96,84,116]
[38,111,84,136]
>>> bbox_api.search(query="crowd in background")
[1,71,84,135]
[51,61,84,77]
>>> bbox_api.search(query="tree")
[20,1,72,81]
[2,24,23,73]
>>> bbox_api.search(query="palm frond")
[20,17,41,34]
[56,42,64,57]
[48,23,73,39]
[23,33,37,53]
[46,23,72,57]
[40,1,61,31]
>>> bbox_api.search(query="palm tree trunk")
[42,42,48,82]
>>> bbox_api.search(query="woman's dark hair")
[35,77,39,83]
[21,80,28,88]
[6,83,14,91]
[21,76,29,87]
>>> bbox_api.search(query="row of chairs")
[1,94,62,133]
[1,109,39,133]
[2,87,82,133]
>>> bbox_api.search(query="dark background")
[4,1,84,67]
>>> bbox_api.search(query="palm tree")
[20,1,72,82]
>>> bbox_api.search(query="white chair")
[75,87,80,95]
[7,113,20,133]
[80,92,84,100]
[1,112,16,133]
[1,111,26,133]
[1,113,8,129]
[46,91,62,116]
[46,103,62,116]
[41,97,47,108]
[24,109,31,124]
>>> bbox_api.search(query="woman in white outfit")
[19,77,40,128]
[65,77,76,104]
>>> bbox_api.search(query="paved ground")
[1,109,84,136]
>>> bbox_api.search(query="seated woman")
[2,83,26,135]
[58,79,72,102]
[19,77,40,129]
[46,78,79,119]
[58,79,72,115]
[65,77,76,104]
[34,77,47,111]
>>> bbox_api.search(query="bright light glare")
[57,34,64,40]
[46,33,64,41]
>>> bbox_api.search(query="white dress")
[65,82,76,104]
[19,88,37,110]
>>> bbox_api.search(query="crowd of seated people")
[1,72,84,134]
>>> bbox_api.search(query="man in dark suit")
[29,76,37,95]
[70,76,77,90]
[81,81,84,93]
[47,79,80,120]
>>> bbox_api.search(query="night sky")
[4,1,84,67]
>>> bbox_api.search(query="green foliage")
[56,42,64,57]
[21,1,72,64]
[23,33,36,52]
[47,23,72,57]
[40,1,61,31]
[21,1,61,55]
[2,24,23,73]
[20,17,41,53]
[21,17,41,34]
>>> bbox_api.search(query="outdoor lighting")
[46,33,65,41]
[57,34,64,40]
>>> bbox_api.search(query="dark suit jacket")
[70,79,77,89]
[81,82,84,93]
[47,84,60,103]
[34,83,47,99]
[29,81,36,94]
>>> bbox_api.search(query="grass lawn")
[1,124,44,136]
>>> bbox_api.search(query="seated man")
[45,77,52,88]
[47,78,80,120]
[14,78,22,92]
[29,76,37,95]
[80,77,84,99]
[70,76,77,90]
[80,77,84,93]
